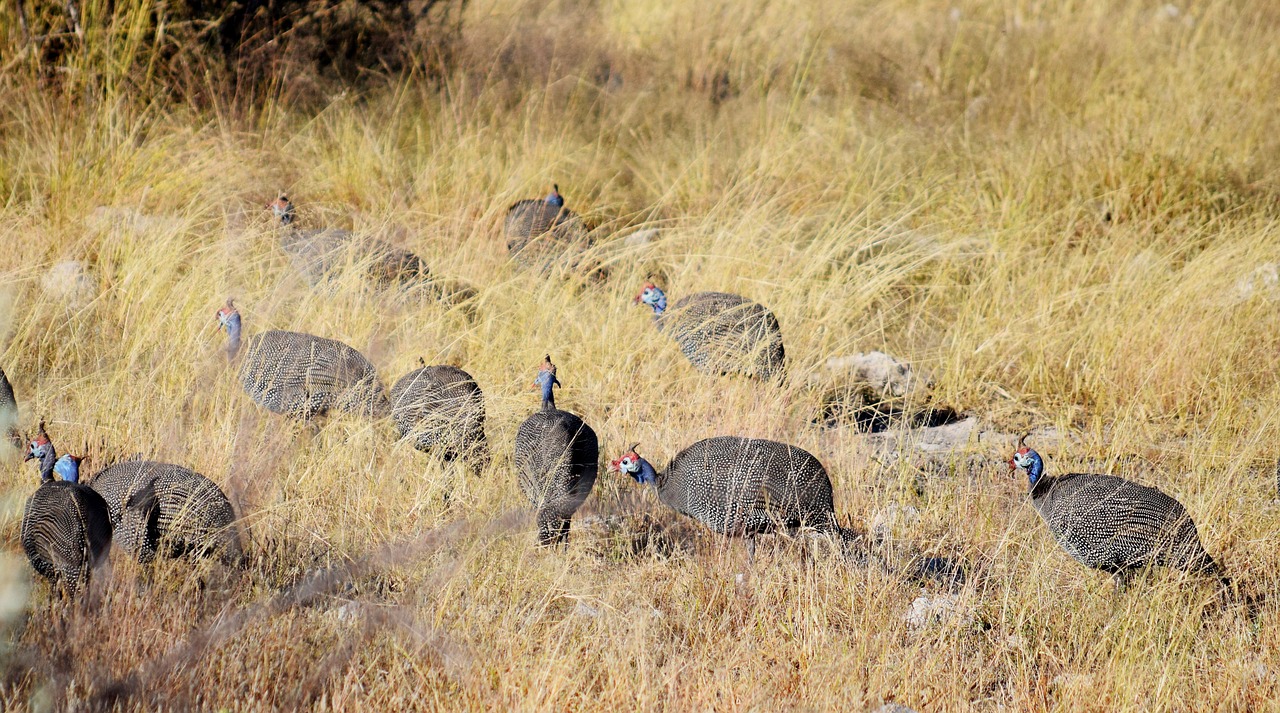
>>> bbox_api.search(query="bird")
[513,355,599,546]
[20,423,112,593]
[215,298,390,420]
[0,366,20,449]
[608,438,860,561]
[390,360,490,471]
[502,185,595,273]
[635,281,786,380]
[268,195,475,305]
[90,459,239,565]
[1008,437,1229,592]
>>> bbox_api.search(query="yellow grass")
[2,0,1280,709]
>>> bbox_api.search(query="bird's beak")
[1006,457,1017,471]
[633,294,642,304]
[607,459,620,473]
[23,451,35,462]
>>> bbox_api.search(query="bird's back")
[92,460,237,563]
[663,435,835,536]
[282,227,432,289]
[503,200,591,268]
[390,365,488,461]
[1032,472,1213,573]
[514,408,599,511]
[239,330,387,418]
[665,292,785,379]
[0,367,17,447]
[22,481,112,590]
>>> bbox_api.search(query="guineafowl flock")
[3,185,1243,613]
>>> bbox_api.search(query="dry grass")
[2,0,1280,709]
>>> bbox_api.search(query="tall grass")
[2,0,1280,709]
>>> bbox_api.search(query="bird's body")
[1011,446,1225,588]
[637,284,785,380]
[503,186,593,271]
[513,356,598,545]
[20,429,112,593]
[390,364,489,469]
[612,436,842,539]
[90,460,238,564]
[270,195,473,304]
[217,301,389,420]
[0,367,19,448]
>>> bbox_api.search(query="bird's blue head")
[54,454,84,483]
[544,184,564,209]
[635,281,667,314]
[269,194,295,226]
[534,355,561,409]
[608,444,657,485]
[1008,446,1044,486]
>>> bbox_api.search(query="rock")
[573,601,600,619]
[622,228,661,247]
[870,503,921,543]
[823,351,930,399]
[331,601,362,623]
[903,593,965,629]
[964,96,989,122]
[41,260,97,306]
[1229,263,1280,304]
[874,704,918,713]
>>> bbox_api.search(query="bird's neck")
[636,458,659,486]
[540,383,556,411]
[38,450,57,483]
[226,319,242,360]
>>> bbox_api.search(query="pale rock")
[41,260,97,306]
[824,351,930,399]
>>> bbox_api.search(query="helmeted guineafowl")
[608,438,859,560]
[1009,440,1229,591]
[503,185,595,273]
[390,360,490,471]
[0,366,19,449]
[635,281,785,380]
[269,195,475,306]
[90,460,239,564]
[20,425,112,593]
[513,355,599,546]
[270,194,427,286]
[216,299,389,420]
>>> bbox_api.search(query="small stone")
[824,351,930,399]
[331,601,361,623]
[622,228,661,247]
[870,503,921,543]
[903,593,963,629]
[41,260,97,307]
[874,704,918,713]
[573,601,600,618]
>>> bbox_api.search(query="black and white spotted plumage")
[1011,447,1227,587]
[612,436,847,539]
[390,364,490,470]
[637,283,786,380]
[90,460,239,564]
[21,431,112,593]
[503,185,593,271]
[513,356,599,545]
[270,195,474,303]
[0,366,19,449]
[217,300,390,420]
